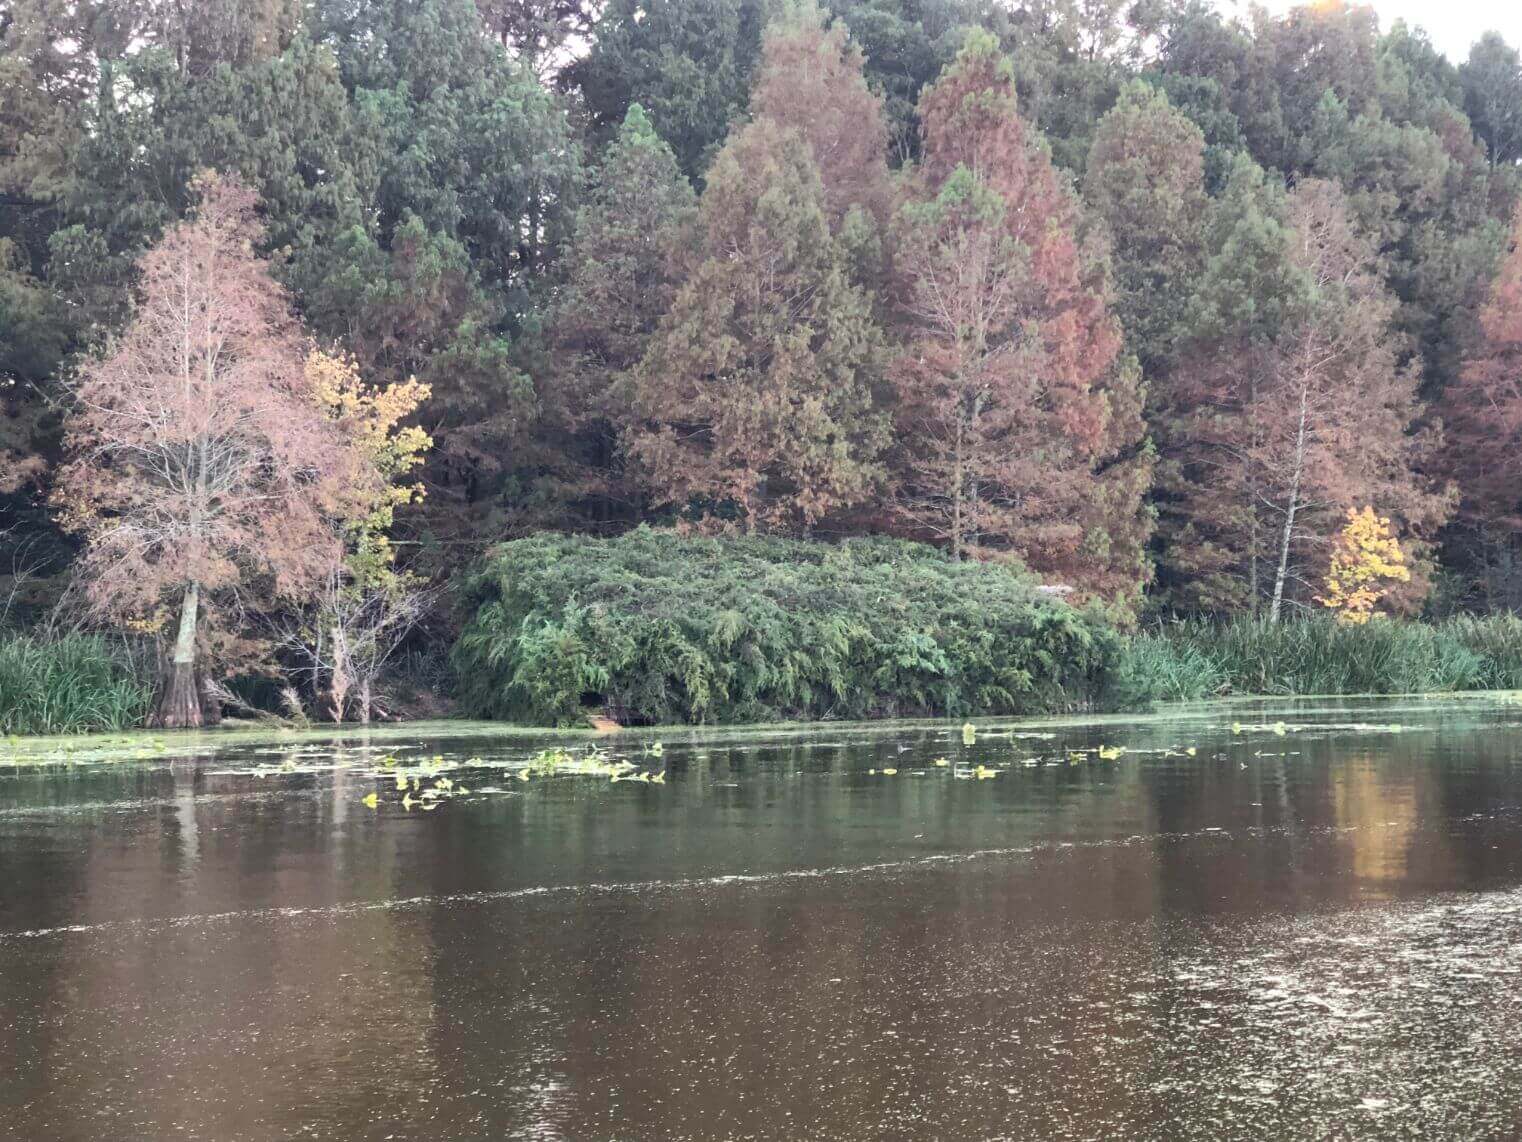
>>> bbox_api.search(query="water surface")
[4,696,1522,1140]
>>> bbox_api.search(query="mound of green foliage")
[452,529,1123,725]
[0,635,154,735]
[1119,615,1522,703]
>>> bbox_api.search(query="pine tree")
[1461,32,1522,168]
[565,0,766,181]
[1084,81,1208,379]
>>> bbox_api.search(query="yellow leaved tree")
[295,349,434,721]
[306,349,432,589]
[1316,507,1410,625]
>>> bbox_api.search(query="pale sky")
[1217,1,1522,62]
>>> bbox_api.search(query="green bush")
[0,634,154,735]
[1120,614,1522,702]
[452,528,1124,725]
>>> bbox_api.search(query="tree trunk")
[1270,390,1309,624]
[1248,373,1261,614]
[152,581,202,729]
[329,618,349,724]
[966,393,984,557]
[951,414,965,562]
[359,678,372,725]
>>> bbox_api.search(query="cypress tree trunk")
[152,581,202,729]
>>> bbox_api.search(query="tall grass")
[0,634,154,735]
[1120,614,1522,703]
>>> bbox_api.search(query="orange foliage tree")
[888,32,1150,597]
[54,174,380,727]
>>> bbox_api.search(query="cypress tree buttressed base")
[150,661,203,729]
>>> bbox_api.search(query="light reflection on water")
[3,696,1522,1139]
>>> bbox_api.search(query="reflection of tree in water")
[16,754,440,1139]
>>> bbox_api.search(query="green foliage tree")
[1461,32,1522,169]
[1084,81,1208,378]
[820,0,972,162]
[565,0,766,181]
[546,105,697,525]
[629,119,889,533]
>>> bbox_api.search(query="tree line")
[5,0,1522,701]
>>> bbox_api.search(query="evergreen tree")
[1461,32,1522,169]
[547,105,697,525]
[629,120,889,533]
[565,0,766,181]
[820,0,971,162]
[1084,81,1208,379]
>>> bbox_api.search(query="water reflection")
[3,698,1522,1138]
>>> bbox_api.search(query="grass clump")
[1119,614,1522,702]
[452,528,1123,725]
[0,634,154,735]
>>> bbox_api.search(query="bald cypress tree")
[888,34,1149,599]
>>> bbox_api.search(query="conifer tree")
[1162,176,1451,616]
[1441,206,1522,605]
[628,120,888,533]
[1084,82,1209,379]
[749,3,893,232]
[549,105,697,524]
[888,33,1147,597]
[53,175,379,727]
[566,0,766,181]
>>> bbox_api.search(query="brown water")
[4,696,1522,1140]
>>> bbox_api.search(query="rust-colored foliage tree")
[1444,206,1522,531]
[54,173,376,727]
[1166,178,1451,617]
[888,33,1148,597]
[748,2,893,233]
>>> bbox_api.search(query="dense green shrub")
[1119,615,1522,702]
[0,635,154,735]
[452,529,1124,725]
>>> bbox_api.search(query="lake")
[4,696,1522,1140]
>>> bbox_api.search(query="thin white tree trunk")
[1270,388,1310,623]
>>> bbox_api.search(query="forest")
[4,0,1522,728]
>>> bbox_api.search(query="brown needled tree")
[1165,177,1451,617]
[888,32,1146,598]
[1445,206,1522,529]
[54,173,377,727]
